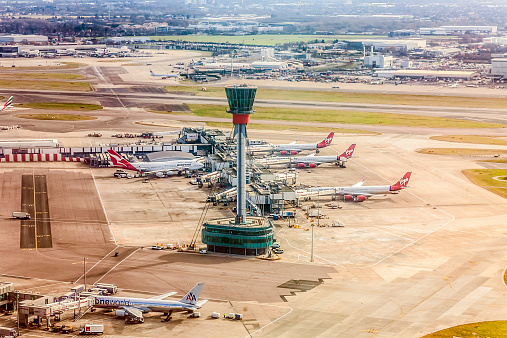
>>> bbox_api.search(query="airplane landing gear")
[162,310,173,322]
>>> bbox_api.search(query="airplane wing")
[195,300,208,307]
[121,306,145,320]
[307,153,316,157]
[149,292,177,300]
[352,180,364,187]
[288,141,297,145]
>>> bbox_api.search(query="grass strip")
[421,321,507,338]
[3,62,81,70]
[430,135,507,146]
[149,34,387,45]
[205,122,379,134]
[0,72,85,80]
[16,113,97,121]
[0,79,91,91]
[418,148,507,156]
[166,86,507,109]
[186,104,505,129]
[16,103,102,111]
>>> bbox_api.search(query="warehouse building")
[489,58,507,79]
[375,69,479,81]
[420,26,497,35]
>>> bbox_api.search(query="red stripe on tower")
[232,114,250,124]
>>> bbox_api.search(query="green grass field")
[15,102,102,111]
[185,104,505,129]
[462,169,507,199]
[430,135,507,146]
[421,321,507,338]
[0,72,86,80]
[149,34,387,46]
[16,113,97,121]
[166,86,507,109]
[418,148,507,156]
[0,79,91,91]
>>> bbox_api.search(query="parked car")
[273,248,284,254]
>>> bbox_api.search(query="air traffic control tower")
[201,85,273,255]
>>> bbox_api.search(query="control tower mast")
[225,84,257,224]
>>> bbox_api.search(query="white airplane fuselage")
[310,185,394,196]
[131,160,203,172]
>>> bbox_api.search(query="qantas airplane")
[307,172,412,202]
[94,283,206,323]
[1,96,13,111]
[255,144,355,168]
[248,132,335,155]
[149,70,180,78]
[107,150,203,175]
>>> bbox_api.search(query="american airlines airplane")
[93,283,206,323]
[1,96,13,111]
[255,144,355,168]
[149,70,180,78]
[307,172,412,202]
[248,132,334,155]
[107,150,203,175]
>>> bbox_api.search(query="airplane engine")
[166,171,174,176]
[356,195,366,202]
[297,163,306,168]
[290,151,298,155]
[280,151,288,155]
[115,310,127,317]
[343,195,354,201]
[155,172,165,178]
[308,163,317,168]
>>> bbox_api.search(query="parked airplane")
[255,144,355,168]
[307,172,412,202]
[1,96,13,111]
[248,132,334,155]
[149,70,180,78]
[93,283,206,323]
[107,150,203,176]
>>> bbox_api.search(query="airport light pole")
[83,257,88,292]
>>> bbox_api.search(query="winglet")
[338,144,356,159]
[107,150,137,171]
[180,283,204,305]
[317,132,334,148]
[390,172,412,191]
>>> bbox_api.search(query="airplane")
[93,283,207,323]
[1,96,13,111]
[306,172,412,202]
[149,70,180,79]
[107,150,203,176]
[248,132,335,155]
[255,144,355,168]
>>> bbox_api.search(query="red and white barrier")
[2,154,82,162]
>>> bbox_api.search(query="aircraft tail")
[1,96,13,111]
[390,172,412,191]
[149,70,155,76]
[338,144,356,159]
[317,132,334,148]
[107,150,137,171]
[180,283,204,305]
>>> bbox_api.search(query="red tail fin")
[338,144,355,159]
[390,172,412,191]
[107,150,137,171]
[317,132,334,148]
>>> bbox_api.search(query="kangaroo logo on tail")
[107,150,137,171]
[317,132,334,148]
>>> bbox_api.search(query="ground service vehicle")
[12,212,30,219]
[79,323,104,335]
[0,326,17,337]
